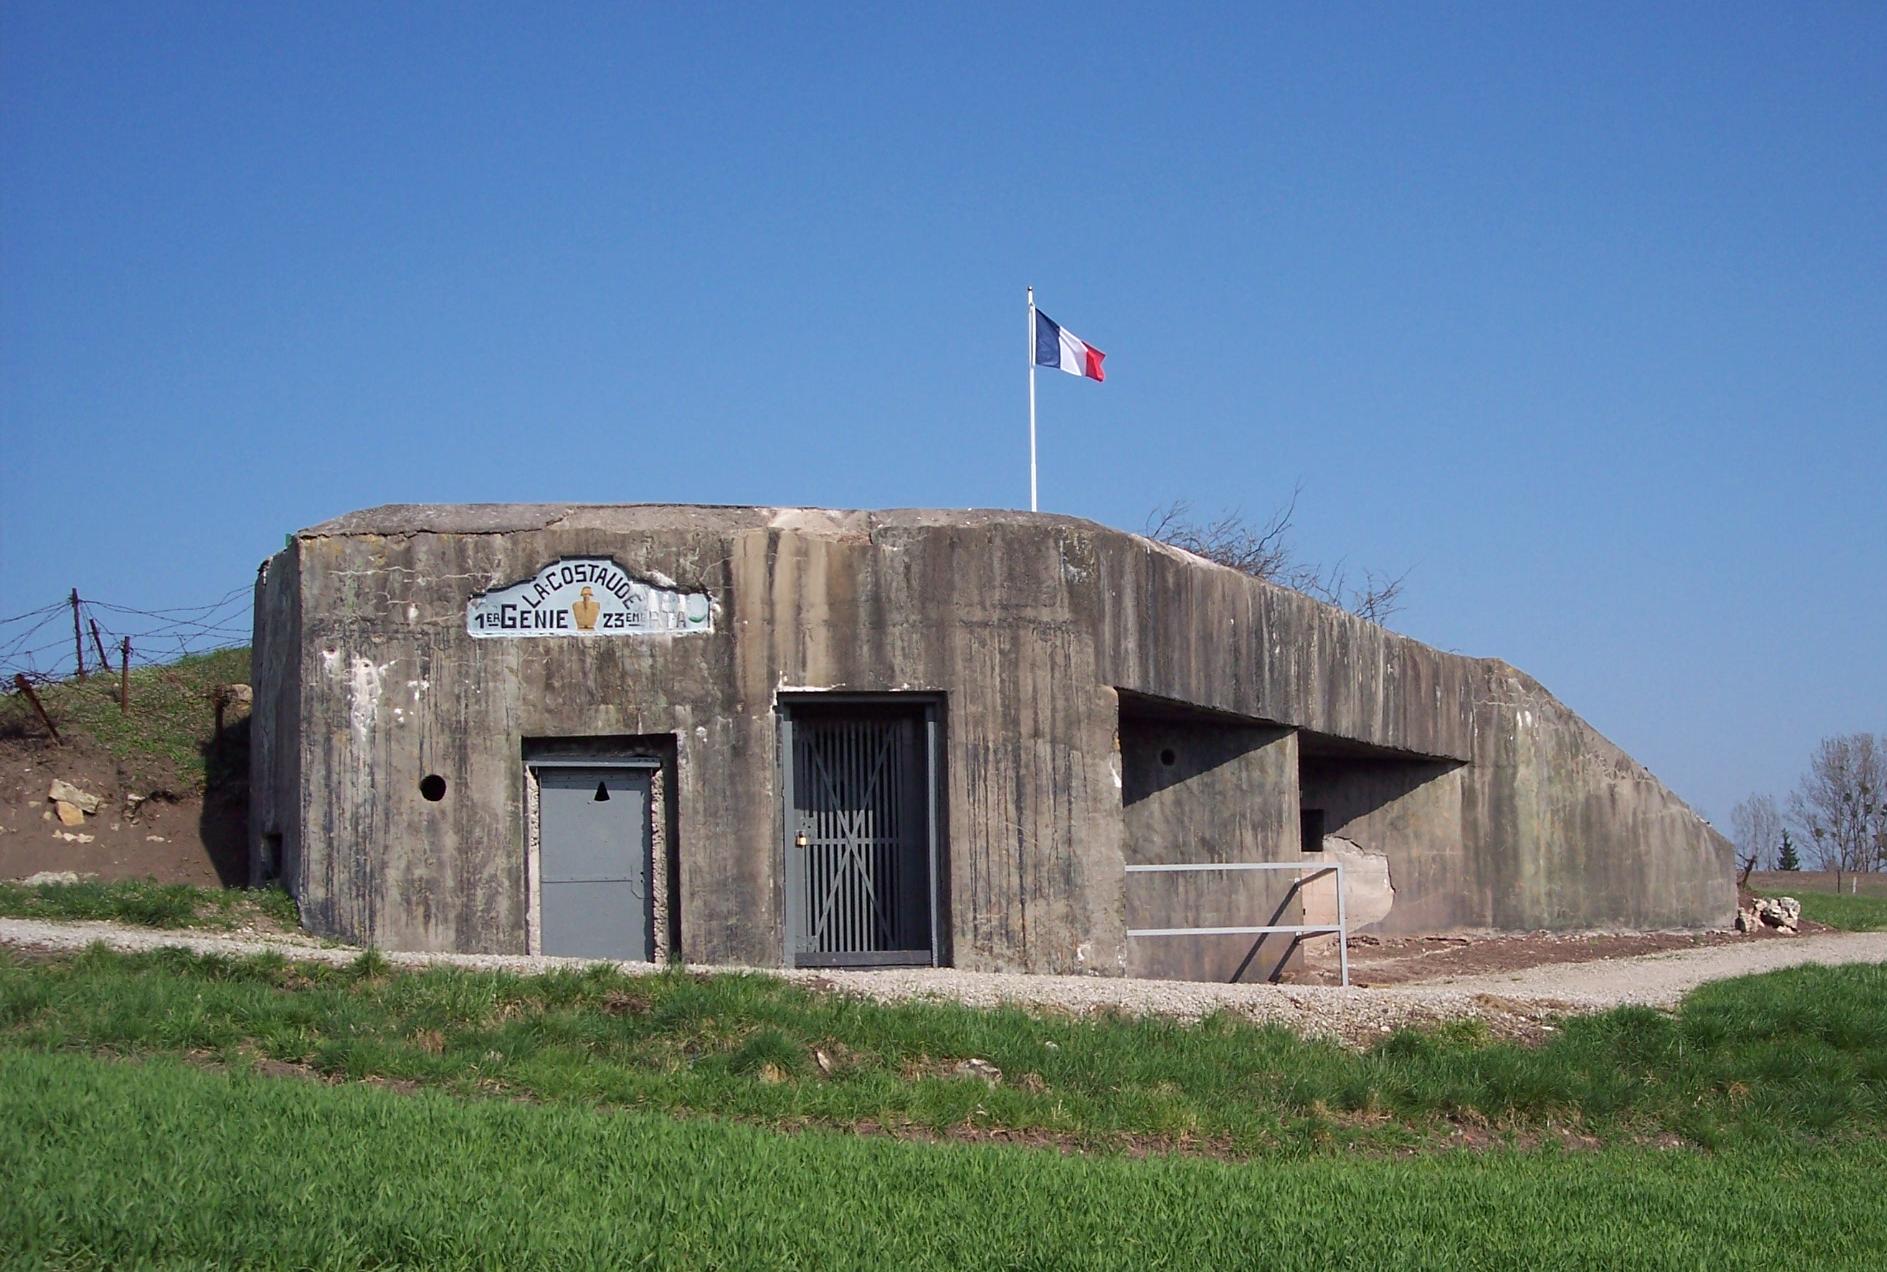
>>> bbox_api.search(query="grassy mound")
[2,945,1883,1154]
[1,647,250,787]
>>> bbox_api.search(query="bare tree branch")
[1144,488,1409,626]
[1730,793,1783,871]
[1144,485,1301,582]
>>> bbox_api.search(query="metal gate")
[782,700,940,967]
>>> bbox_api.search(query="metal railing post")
[1333,860,1350,988]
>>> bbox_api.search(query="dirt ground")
[0,734,242,887]
[1305,920,1819,988]
[1287,877,1828,987]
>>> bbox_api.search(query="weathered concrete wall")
[1299,835,1398,932]
[1459,661,1734,931]
[253,504,1734,971]
[249,548,302,893]
[1120,715,1302,981]
[1092,535,1478,761]
[724,514,1126,972]
[1300,755,1467,935]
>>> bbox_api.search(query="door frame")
[523,753,662,959]
[777,693,945,969]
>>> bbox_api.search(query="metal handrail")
[1124,859,1350,987]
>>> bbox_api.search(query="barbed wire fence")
[1,586,253,707]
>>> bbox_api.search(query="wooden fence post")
[120,638,131,715]
[70,589,85,680]
[12,674,61,744]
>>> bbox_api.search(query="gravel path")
[4,918,1884,1044]
[1425,929,1887,1004]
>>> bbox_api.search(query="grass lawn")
[1,646,249,784]
[1794,890,1887,932]
[2,946,1885,1155]
[3,943,1885,1266]
[4,1048,1885,1270]
[0,878,298,930]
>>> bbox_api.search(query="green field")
[1795,890,1887,932]
[0,877,297,930]
[3,946,1886,1154]
[2,945,1884,1266]
[4,1049,1884,1270]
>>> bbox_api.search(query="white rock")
[54,802,87,827]
[48,780,101,814]
[19,870,93,886]
[953,1057,1003,1085]
[1756,896,1802,933]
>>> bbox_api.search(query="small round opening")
[1159,748,1177,767]
[419,774,447,802]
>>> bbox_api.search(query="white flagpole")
[1027,285,1038,513]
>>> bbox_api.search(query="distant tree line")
[1732,732,1887,886]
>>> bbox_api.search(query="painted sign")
[467,557,713,638]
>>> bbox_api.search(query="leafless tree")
[1729,793,1783,871]
[1787,733,1887,889]
[1298,561,1410,627]
[1145,488,1410,625]
[1145,492,1298,582]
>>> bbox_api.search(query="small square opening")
[259,832,283,883]
[1300,810,1326,854]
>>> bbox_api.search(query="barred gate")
[781,700,939,967]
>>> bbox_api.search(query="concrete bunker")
[250,504,1734,979]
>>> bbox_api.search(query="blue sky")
[3,3,1882,828]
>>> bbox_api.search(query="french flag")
[1034,309,1105,382]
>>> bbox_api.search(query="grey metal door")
[783,703,938,967]
[538,767,652,960]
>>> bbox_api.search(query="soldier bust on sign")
[571,586,600,631]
